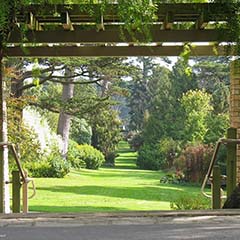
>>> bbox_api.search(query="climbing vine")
[212,0,240,56]
[1,0,240,56]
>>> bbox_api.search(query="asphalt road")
[0,215,240,240]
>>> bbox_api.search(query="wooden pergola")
[4,3,236,57]
[0,2,238,213]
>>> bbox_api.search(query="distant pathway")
[114,141,137,169]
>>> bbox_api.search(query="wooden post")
[12,171,21,213]
[0,47,10,213]
[226,128,237,198]
[22,170,28,213]
[212,165,221,209]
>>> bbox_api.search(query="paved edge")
[0,210,239,227]
[0,209,240,220]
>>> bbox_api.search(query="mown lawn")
[28,141,205,212]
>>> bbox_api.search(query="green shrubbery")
[25,154,70,178]
[137,138,179,171]
[128,131,144,151]
[25,143,105,177]
[76,144,104,170]
[67,140,85,169]
[136,144,162,170]
[170,194,211,210]
[104,152,117,166]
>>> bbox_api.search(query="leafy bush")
[160,170,185,184]
[137,144,162,170]
[24,161,51,178]
[128,131,144,151]
[67,140,85,169]
[158,138,180,169]
[77,144,104,170]
[25,155,70,178]
[70,118,92,145]
[105,151,117,166]
[170,194,211,210]
[49,155,71,178]
[174,144,213,183]
[137,138,179,171]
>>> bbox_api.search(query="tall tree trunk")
[0,51,10,213]
[57,67,74,159]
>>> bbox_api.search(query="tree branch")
[51,78,102,85]
[20,71,54,91]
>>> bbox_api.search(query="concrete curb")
[0,210,239,227]
[1,209,240,219]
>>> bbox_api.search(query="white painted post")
[0,51,10,213]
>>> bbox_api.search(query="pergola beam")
[61,11,74,31]
[4,45,230,57]
[16,3,232,24]
[195,12,209,30]
[26,12,43,31]
[8,29,224,44]
[163,11,174,30]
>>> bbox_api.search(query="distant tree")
[180,90,213,143]
[192,57,230,114]
[89,107,122,165]
[128,57,154,131]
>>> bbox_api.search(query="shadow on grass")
[78,169,163,180]
[29,205,129,213]
[36,185,190,203]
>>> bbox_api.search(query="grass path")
[29,142,203,212]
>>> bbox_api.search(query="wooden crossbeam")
[26,12,43,31]
[163,11,174,30]
[195,12,209,30]
[61,11,74,31]
[96,14,105,32]
[8,29,224,44]
[4,45,230,57]
[17,3,232,25]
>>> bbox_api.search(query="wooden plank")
[8,29,225,44]
[227,128,237,198]
[12,171,21,213]
[4,45,229,57]
[212,165,221,209]
[22,170,28,213]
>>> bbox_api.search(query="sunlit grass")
[28,141,204,212]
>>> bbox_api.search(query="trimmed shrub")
[67,140,85,169]
[105,151,117,166]
[137,144,162,170]
[137,139,179,171]
[25,155,70,178]
[77,144,104,170]
[24,161,51,178]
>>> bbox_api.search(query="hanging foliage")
[1,0,240,56]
